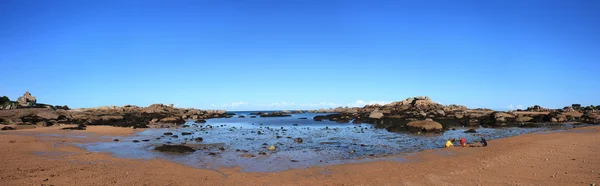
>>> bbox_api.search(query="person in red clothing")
[460,137,467,147]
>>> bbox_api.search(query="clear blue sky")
[1,0,599,110]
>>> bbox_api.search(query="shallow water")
[80,112,576,172]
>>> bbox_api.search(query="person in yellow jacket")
[445,139,454,147]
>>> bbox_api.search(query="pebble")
[113,139,119,142]
[268,145,276,151]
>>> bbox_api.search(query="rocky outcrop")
[0,102,227,128]
[309,97,597,133]
[259,112,292,117]
[525,105,551,112]
[17,91,36,107]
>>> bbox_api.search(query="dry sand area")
[0,125,598,185]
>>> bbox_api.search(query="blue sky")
[1,0,599,110]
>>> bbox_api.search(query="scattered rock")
[154,145,196,153]
[268,145,276,151]
[295,138,303,143]
[1,126,15,130]
[181,132,193,136]
[194,137,203,142]
[61,124,86,130]
[298,117,308,119]
[171,135,179,138]
[291,160,299,162]
[113,139,119,142]
[133,140,140,143]
[195,119,207,123]
[465,128,477,133]
[163,132,173,136]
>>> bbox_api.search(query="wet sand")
[0,125,598,185]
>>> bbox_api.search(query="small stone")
[295,138,303,143]
[208,152,217,156]
[219,147,225,151]
[291,160,299,162]
[194,137,203,142]
[113,139,119,142]
[268,145,276,151]
[133,140,140,143]
[349,150,355,154]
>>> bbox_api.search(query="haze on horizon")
[1,0,599,111]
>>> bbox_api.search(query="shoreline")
[1,125,598,185]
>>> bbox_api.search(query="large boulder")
[369,111,384,119]
[516,116,533,123]
[407,119,443,133]
[490,112,515,125]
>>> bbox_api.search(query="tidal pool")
[80,112,576,172]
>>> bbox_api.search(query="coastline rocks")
[406,120,443,133]
[154,145,196,153]
[581,112,600,124]
[313,114,355,123]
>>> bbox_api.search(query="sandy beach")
[0,125,597,186]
